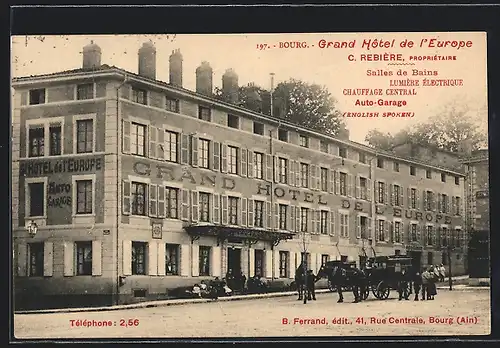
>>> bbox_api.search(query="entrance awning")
[184,224,296,246]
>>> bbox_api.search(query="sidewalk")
[15,275,486,315]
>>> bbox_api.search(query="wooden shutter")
[407,187,411,207]
[384,183,388,205]
[149,126,157,159]
[157,128,165,160]
[265,250,273,277]
[288,159,295,186]
[445,195,450,214]
[289,255,296,279]
[274,203,279,230]
[180,244,190,276]
[390,222,395,242]
[374,181,379,203]
[367,217,372,239]
[347,174,354,197]
[399,186,404,207]
[122,120,131,154]
[122,240,132,276]
[294,161,300,187]
[375,219,380,241]
[356,216,361,239]
[180,133,189,164]
[451,197,456,215]
[157,186,165,218]
[334,170,340,195]
[241,198,248,227]
[274,156,279,183]
[213,194,220,224]
[266,154,273,181]
[266,201,272,229]
[221,144,228,173]
[366,178,372,201]
[17,244,27,277]
[290,204,295,232]
[437,194,442,213]
[149,184,158,217]
[248,199,254,227]
[157,243,166,276]
[247,150,254,178]
[390,184,394,206]
[295,207,300,232]
[458,197,463,215]
[63,242,74,276]
[329,169,334,194]
[310,165,316,190]
[423,190,428,210]
[191,245,199,277]
[221,195,228,224]
[191,190,199,222]
[416,190,421,210]
[316,210,321,234]
[181,189,189,221]
[148,241,158,276]
[329,211,335,236]
[212,141,220,171]
[355,176,360,199]
[311,209,316,234]
[122,180,131,215]
[191,136,198,167]
[417,224,422,243]
[384,220,390,242]
[91,240,102,276]
[241,148,247,177]
[43,242,53,276]
[286,205,292,232]
[211,246,222,277]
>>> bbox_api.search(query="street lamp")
[27,220,38,237]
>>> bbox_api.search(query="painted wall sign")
[20,157,103,176]
[47,181,72,208]
[256,183,328,205]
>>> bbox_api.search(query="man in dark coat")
[225,268,235,291]
[412,271,423,301]
[332,265,347,303]
[306,270,317,301]
[397,268,410,301]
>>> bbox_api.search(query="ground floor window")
[132,242,147,275]
[279,251,289,278]
[321,254,330,265]
[254,249,264,277]
[29,242,44,277]
[166,244,179,275]
[199,246,211,276]
[76,241,92,275]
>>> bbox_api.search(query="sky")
[11,33,488,144]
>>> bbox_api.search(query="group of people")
[225,268,247,292]
[397,264,446,301]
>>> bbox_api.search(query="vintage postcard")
[12,33,490,339]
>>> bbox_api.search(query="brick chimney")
[138,41,156,79]
[222,68,239,104]
[169,49,183,87]
[82,40,101,69]
[195,61,213,96]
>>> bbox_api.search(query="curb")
[15,289,332,315]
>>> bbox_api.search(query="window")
[320,210,328,234]
[299,135,308,147]
[278,158,288,184]
[320,140,329,153]
[360,216,368,238]
[76,242,92,275]
[377,181,385,204]
[198,139,210,168]
[441,227,448,247]
[394,162,400,172]
[132,88,147,105]
[300,207,309,232]
[426,226,433,245]
[321,254,330,266]
[228,197,238,225]
[278,129,288,142]
[199,246,211,276]
[340,214,349,238]
[425,191,434,211]
[454,196,461,215]
[77,83,94,100]
[49,125,61,156]
[29,89,45,105]
[279,251,289,278]
[410,188,417,209]
[394,221,401,243]
[28,182,44,217]
[254,200,264,227]
[300,163,309,188]
[340,172,348,196]
[76,119,94,154]
[29,127,44,157]
[359,153,366,164]
[254,152,264,179]
[279,204,287,230]
[130,123,146,156]
[198,106,211,121]
[199,192,210,222]
[254,250,264,277]
[455,229,461,248]
[165,187,178,219]
[131,182,147,216]
[228,146,238,174]
[428,252,433,265]
[132,242,147,275]
[426,170,432,179]
[320,168,328,191]
[441,173,446,182]
[166,244,179,275]
[410,224,418,242]
[76,180,93,214]
[253,122,264,135]
[163,130,178,163]
[359,177,368,200]
[377,158,384,168]
[339,147,347,158]
[378,220,385,241]
[410,166,416,176]
[166,97,179,112]
[227,114,239,129]
[441,194,448,213]
[29,243,44,277]
[394,185,401,206]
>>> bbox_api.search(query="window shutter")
[266,201,272,229]
[384,220,390,242]
[212,141,220,171]
[288,160,295,186]
[310,209,316,234]
[180,133,189,164]
[247,150,254,178]
[241,198,248,227]
[122,240,132,276]
[451,197,456,215]
[294,161,300,187]
[399,186,404,207]
[290,204,295,232]
[437,194,442,213]
[375,219,380,241]
[157,186,165,218]
[416,190,421,210]
[316,210,321,234]
[347,174,354,197]
[374,181,379,203]
[122,120,131,154]
[367,217,372,239]
[180,244,190,276]
[43,242,53,277]
[285,205,291,232]
[241,148,247,177]
[249,250,255,277]
[266,154,273,181]
[407,187,411,207]
[310,165,316,190]
[459,197,463,215]
[295,207,300,233]
[423,190,428,210]
[355,176,360,199]
[191,136,198,167]
[181,189,190,221]
[157,128,165,160]
[191,245,199,277]
[122,180,131,215]
[148,241,158,276]
[17,243,27,277]
[356,216,361,239]
[221,195,228,224]
[366,178,372,201]
[446,195,450,214]
[329,211,335,236]
[274,156,279,183]
[390,184,394,206]
[149,126,157,159]
[213,194,220,224]
[390,222,395,243]
[274,203,279,230]
[191,190,199,222]
[334,170,340,195]
[400,222,404,243]
[248,199,254,227]
[91,240,102,276]
[211,246,221,277]
[63,242,74,276]
[289,255,296,279]
[221,144,228,173]
[149,184,158,217]
[384,184,388,205]
[157,243,166,276]
[417,224,422,243]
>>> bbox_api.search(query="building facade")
[12,42,467,309]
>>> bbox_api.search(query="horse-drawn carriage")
[322,260,357,292]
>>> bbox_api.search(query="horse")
[294,262,307,300]
[317,263,367,303]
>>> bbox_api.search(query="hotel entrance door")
[227,247,241,275]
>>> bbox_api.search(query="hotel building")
[12,42,467,309]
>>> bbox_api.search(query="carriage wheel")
[376,281,390,300]
[403,282,412,299]
[361,286,370,300]
[328,280,336,292]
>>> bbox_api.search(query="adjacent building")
[12,41,467,309]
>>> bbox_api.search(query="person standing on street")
[439,264,446,282]
[306,270,317,301]
[413,271,423,301]
[397,268,410,301]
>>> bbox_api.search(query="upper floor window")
[340,214,349,238]
[359,177,368,200]
[425,190,434,211]
[340,172,348,196]
[198,139,210,169]
[254,152,264,179]
[320,210,328,234]
[410,166,416,176]
[299,135,308,148]
[166,97,179,112]
[228,197,239,225]
[300,163,309,188]
[76,119,93,154]
[131,182,147,216]
[254,200,264,228]
[49,125,61,156]
[410,188,417,209]
[339,147,347,158]
[131,122,146,156]
[228,146,238,174]
[394,162,400,172]
[441,173,446,182]
[278,129,288,142]
[199,192,210,222]
[377,181,385,203]
[278,204,287,230]
[29,127,44,157]
[393,184,401,206]
[377,158,384,168]
[253,122,264,135]
[455,176,460,185]
[320,167,328,192]
[300,207,309,232]
[227,114,239,129]
[76,180,93,214]
[278,157,288,184]
[426,170,432,179]
[394,221,402,243]
[28,182,45,217]
[359,152,366,164]
[165,130,178,162]
[77,83,94,100]
[165,187,179,219]
[132,87,147,105]
[320,140,329,153]
[29,89,46,105]
[198,106,211,122]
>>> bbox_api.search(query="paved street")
[14,289,490,339]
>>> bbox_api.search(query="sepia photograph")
[11,32,490,338]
